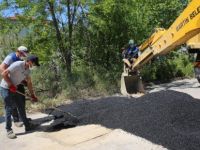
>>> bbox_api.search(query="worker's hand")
[31,94,38,103]
[21,80,27,86]
[121,47,125,52]
[9,85,17,93]
[195,62,200,68]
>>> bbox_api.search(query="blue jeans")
[0,86,29,131]
[0,87,14,131]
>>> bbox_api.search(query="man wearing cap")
[0,46,29,127]
[0,55,40,139]
[121,39,140,68]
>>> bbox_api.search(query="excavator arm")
[133,0,200,70]
[121,0,200,96]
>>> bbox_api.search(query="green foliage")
[147,0,186,28]
[141,51,194,82]
[0,0,194,105]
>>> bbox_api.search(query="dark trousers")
[12,107,19,122]
[12,84,26,122]
[0,86,29,131]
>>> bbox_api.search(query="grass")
[0,86,105,116]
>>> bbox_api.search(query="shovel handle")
[16,90,32,99]
[16,90,78,119]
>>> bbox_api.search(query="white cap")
[17,46,28,56]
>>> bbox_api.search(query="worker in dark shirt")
[122,39,140,68]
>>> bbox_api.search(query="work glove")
[9,85,17,93]
[21,80,28,86]
[31,94,38,103]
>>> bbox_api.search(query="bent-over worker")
[0,55,40,139]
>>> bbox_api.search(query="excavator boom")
[121,0,200,96]
[133,0,200,70]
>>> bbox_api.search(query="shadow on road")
[46,90,200,150]
[18,90,200,150]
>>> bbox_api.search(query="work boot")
[14,122,23,127]
[25,123,37,132]
[7,130,17,139]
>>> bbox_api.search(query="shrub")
[141,51,194,83]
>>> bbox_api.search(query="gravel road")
[48,79,200,150]
[0,78,200,150]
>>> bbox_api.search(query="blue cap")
[27,55,40,66]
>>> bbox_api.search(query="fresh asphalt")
[0,78,199,150]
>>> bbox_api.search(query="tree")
[0,0,88,76]
[0,0,190,96]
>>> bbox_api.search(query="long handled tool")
[16,90,78,120]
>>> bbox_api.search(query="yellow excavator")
[121,0,200,96]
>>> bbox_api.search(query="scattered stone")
[47,90,200,150]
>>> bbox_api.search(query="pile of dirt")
[46,90,200,150]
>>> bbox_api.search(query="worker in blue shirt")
[0,46,30,128]
[122,39,140,68]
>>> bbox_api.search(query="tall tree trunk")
[47,0,72,76]
[66,0,75,77]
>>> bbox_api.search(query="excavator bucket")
[121,72,144,96]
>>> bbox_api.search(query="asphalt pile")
[45,90,200,150]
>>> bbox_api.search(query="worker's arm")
[0,63,9,74]
[1,69,13,87]
[0,55,14,73]
[26,76,38,102]
[26,76,35,95]
[3,61,21,87]
[194,62,200,68]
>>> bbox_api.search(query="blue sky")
[0,0,23,17]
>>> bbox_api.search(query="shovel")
[16,90,79,121]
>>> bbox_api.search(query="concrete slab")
[0,113,166,150]
[69,129,167,150]
[148,78,200,99]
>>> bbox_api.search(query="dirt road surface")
[0,78,199,150]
